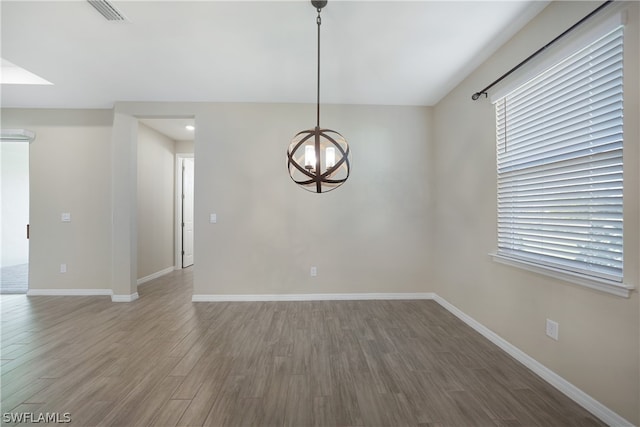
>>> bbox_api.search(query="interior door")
[182,158,195,268]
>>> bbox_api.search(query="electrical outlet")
[60,263,67,273]
[546,319,559,341]
[310,266,317,277]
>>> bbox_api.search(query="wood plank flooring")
[1,269,604,426]
[0,264,28,295]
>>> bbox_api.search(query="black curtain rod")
[471,0,614,101]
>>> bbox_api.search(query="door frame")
[175,153,195,269]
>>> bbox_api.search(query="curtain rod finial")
[472,92,487,101]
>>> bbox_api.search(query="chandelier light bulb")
[325,146,335,168]
[305,145,316,169]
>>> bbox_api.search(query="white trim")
[192,292,435,302]
[111,292,139,303]
[491,253,634,298]
[1,128,36,143]
[431,294,634,427]
[137,266,175,285]
[26,288,112,296]
[25,288,141,303]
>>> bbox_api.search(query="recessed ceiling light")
[1,59,53,85]
[185,125,195,131]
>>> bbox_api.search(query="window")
[494,24,628,295]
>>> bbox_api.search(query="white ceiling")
[1,0,549,109]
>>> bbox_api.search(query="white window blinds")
[495,25,624,283]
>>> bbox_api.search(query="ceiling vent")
[87,0,127,21]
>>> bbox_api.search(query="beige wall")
[432,1,639,424]
[113,102,434,296]
[193,103,433,295]
[175,140,194,154]
[1,109,113,291]
[136,122,176,279]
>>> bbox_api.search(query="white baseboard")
[27,289,113,296]
[192,292,435,302]
[137,266,175,285]
[27,289,140,304]
[431,295,634,427]
[111,292,139,303]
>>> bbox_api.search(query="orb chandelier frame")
[287,0,351,194]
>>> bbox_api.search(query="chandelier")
[287,0,351,193]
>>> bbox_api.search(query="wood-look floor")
[0,264,28,295]
[1,269,604,426]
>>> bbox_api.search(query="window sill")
[490,253,634,298]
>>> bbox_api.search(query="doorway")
[135,117,195,283]
[1,129,34,294]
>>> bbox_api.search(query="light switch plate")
[210,213,217,223]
